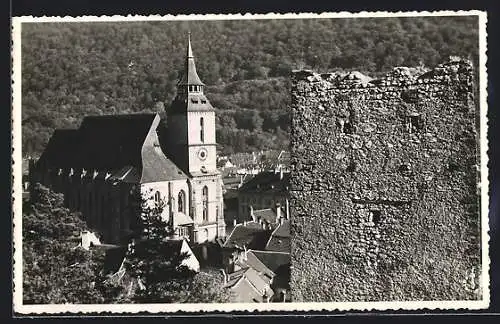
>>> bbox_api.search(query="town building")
[237,170,290,223]
[29,35,226,245]
[221,219,291,302]
[250,204,288,231]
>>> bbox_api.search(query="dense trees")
[21,17,479,156]
[23,184,112,304]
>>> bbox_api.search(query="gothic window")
[178,190,186,213]
[154,191,161,204]
[200,117,205,142]
[202,186,208,222]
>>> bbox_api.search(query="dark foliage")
[22,183,115,304]
[22,17,479,156]
[123,189,230,303]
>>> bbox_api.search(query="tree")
[122,189,192,303]
[22,183,116,304]
[122,188,231,303]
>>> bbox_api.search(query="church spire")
[187,32,194,58]
[179,32,204,87]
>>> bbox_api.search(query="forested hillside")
[21,16,479,155]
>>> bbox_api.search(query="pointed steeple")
[187,32,194,58]
[179,32,204,87]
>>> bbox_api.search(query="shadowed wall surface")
[290,58,481,302]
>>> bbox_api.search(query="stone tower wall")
[290,58,481,301]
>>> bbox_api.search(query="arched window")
[202,186,208,222]
[200,117,205,142]
[154,191,161,204]
[178,190,186,213]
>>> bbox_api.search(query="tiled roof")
[271,220,290,238]
[223,222,272,250]
[172,211,194,227]
[141,145,187,182]
[226,267,274,303]
[37,129,80,168]
[249,250,290,274]
[265,220,291,253]
[238,171,290,194]
[229,276,263,303]
[36,113,188,183]
[243,251,275,279]
[243,267,272,296]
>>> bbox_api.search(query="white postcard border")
[11,10,490,314]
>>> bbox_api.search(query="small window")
[406,113,424,133]
[200,117,205,142]
[370,210,382,225]
[202,186,209,222]
[178,190,186,213]
[154,191,161,203]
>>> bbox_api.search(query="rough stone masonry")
[290,57,481,302]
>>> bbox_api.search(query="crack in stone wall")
[290,58,481,302]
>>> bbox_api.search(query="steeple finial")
[187,32,193,58]
[178,32,204,87]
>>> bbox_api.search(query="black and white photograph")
[11,12,489,313]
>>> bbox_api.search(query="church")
[29,35,226,245]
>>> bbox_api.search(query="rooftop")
[223,221,272,250]
[265,220,291,253]
[36,113,188,183]
[239,171,290,194]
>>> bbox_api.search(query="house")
[249,202,288,231]
[224,266,274,303]
[244,250,291,302]
[30,34,226,245]
[221,221,272,273]
[237,170,290,223]
[225,249,290,303]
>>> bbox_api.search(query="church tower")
[166,33,226,243]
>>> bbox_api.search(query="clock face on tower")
[198,148,208,161]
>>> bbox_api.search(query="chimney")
[243,246,248,261]
[285,198,290,220]
[263,289,271,303]
[275,202,281,223]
